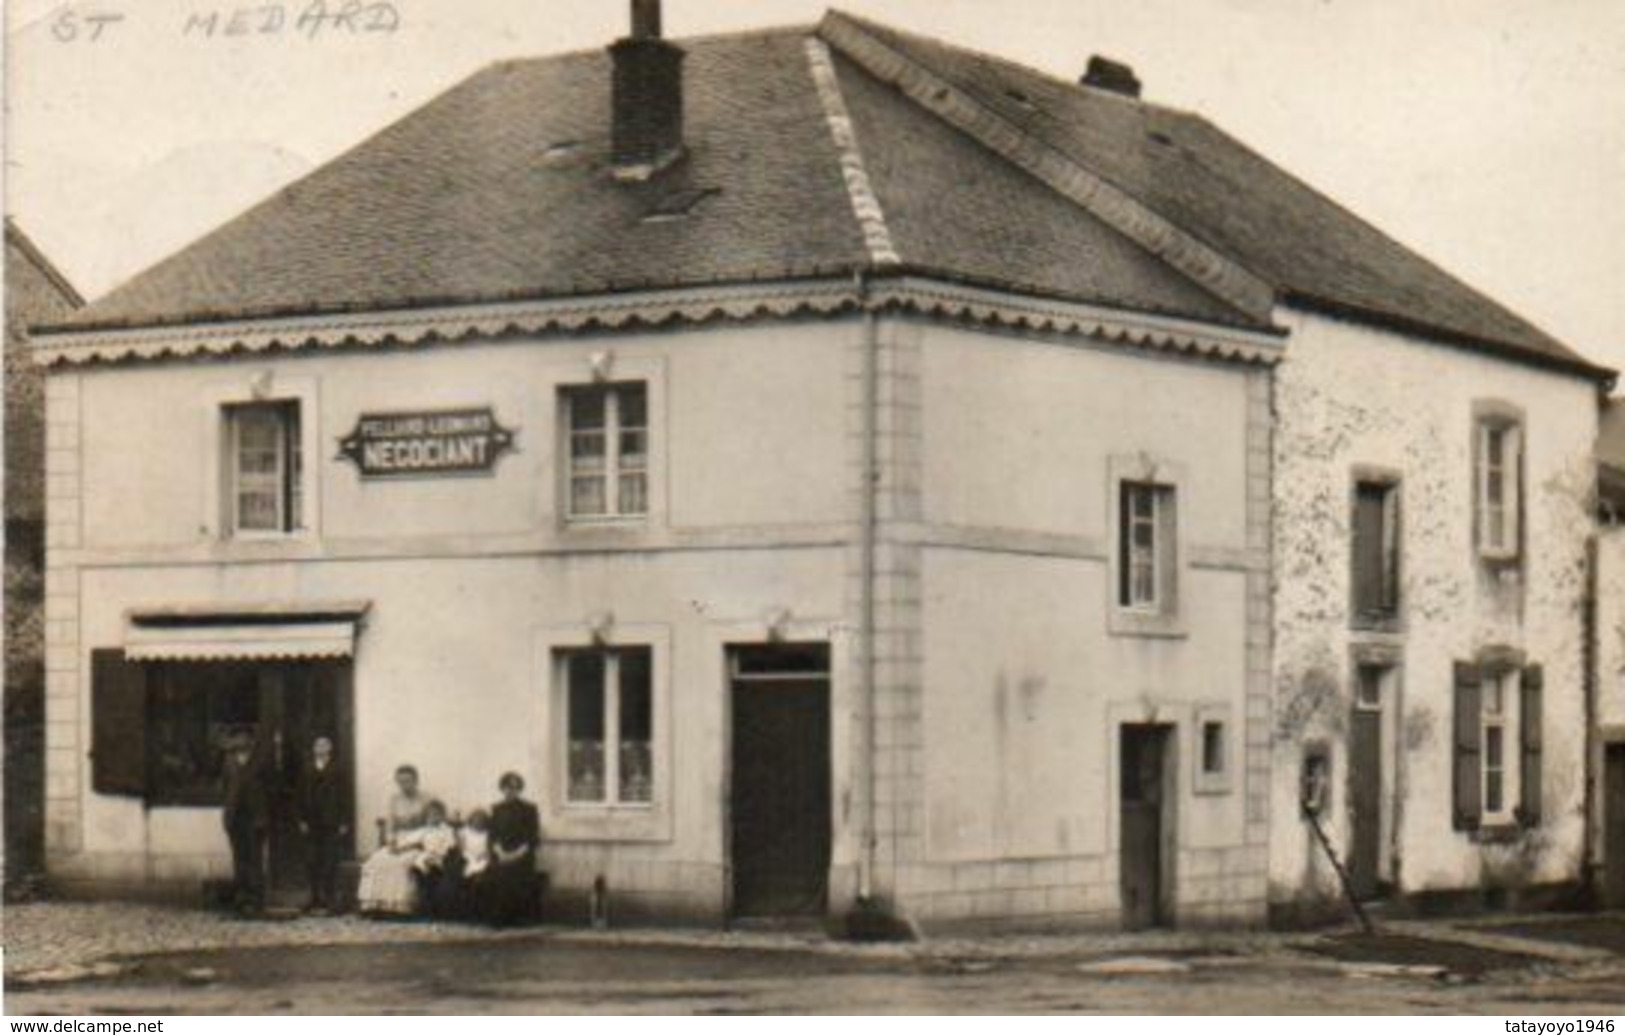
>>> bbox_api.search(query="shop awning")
[122,600,370,662]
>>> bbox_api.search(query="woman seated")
[481,772,541,927]
[356,764,433,917]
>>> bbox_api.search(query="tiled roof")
[832,13,1604,378]
[52,12,1608,381]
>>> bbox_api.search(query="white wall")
[1270,307,1598,907]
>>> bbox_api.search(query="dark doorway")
[728,644,832,919]
[1605,743,1625,910]
[1347,665,1386,900]
[260,661,354,901]
[1120,724,1173,930]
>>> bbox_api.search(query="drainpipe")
[856,267,880,904]
[1583,532,1599,900]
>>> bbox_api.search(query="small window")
[1201,721,1225,775]
[226,401,302,535]
[1119,482,1176,612]
[563,383,648,522]
[1351,479,1400,624]
[1194,705,1232,794]
[561,646,654,806]
[1475,417,1522,561]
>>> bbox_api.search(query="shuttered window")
[1453,658,1544,831]
[1351,480,1400,623]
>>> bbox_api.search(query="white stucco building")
[30,3,1613,930]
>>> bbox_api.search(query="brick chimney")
[1080,56,1142,99]
[610,0,685,180]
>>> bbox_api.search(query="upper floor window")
[226,401,302,535]
[1475,414,1523,562]
[564,383,648,522]
[1119,481,1175,612]
[1351,478,1400,625]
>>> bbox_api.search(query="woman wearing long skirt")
[357,764,433,916]
[482,772,541,927]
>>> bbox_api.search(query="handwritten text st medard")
[51,2,402,43]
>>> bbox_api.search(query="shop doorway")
[728,644,832,919]
[144,658,354,902]
[1120,724,1174,930]
[1347,664,1389,901]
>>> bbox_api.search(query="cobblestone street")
[5,902,1625,1014]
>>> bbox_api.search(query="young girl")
[403,800,459,919]
[458,809,492,920]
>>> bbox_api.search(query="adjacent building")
[5,220,84,885]
[28,4,1613,929]
[1591,400,1625,909]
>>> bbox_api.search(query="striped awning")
[123,601,369,662]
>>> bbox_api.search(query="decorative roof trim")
[873,277,1283,366]
[804,37,901,267]
[817,12,1278,323]
[31,275,1282,368]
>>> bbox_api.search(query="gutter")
[856,267,880,904]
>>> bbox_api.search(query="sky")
[4,0,1623,368]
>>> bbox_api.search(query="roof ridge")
[817,9,1278,323]
[5,218,86,308]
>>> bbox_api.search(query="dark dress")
[483,798,541,926]
[299,760,347,909]
[222,741,272,913]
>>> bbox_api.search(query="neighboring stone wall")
[6,227,81,882]
[1269,307,1597,916]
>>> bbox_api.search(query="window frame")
[533,622,672,844]
[557,645,655,811]
[1472,401,1525,566]
[1480,666,1520,825]
[1193,703,1233,795]
[201,375,319,544]
[1107,455,1187,639]
[561,381,649,524]
[225,400,304,538]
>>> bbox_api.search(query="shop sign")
[338,407,517,478]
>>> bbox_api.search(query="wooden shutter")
[90,648,148,798]
[1512,424,1526,562]
[1452,661,1482,830]
[1352,486,1384,615]
[1381,486,1401,614]
[1519,664,1543,826]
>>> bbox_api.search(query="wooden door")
[729,651,832,918]
[1348,707,1383,900]
[263,662,353,899]
[1605,744,1625,910]
[1120,725,1172,930]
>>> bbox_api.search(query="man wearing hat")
[222,729,272,916]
